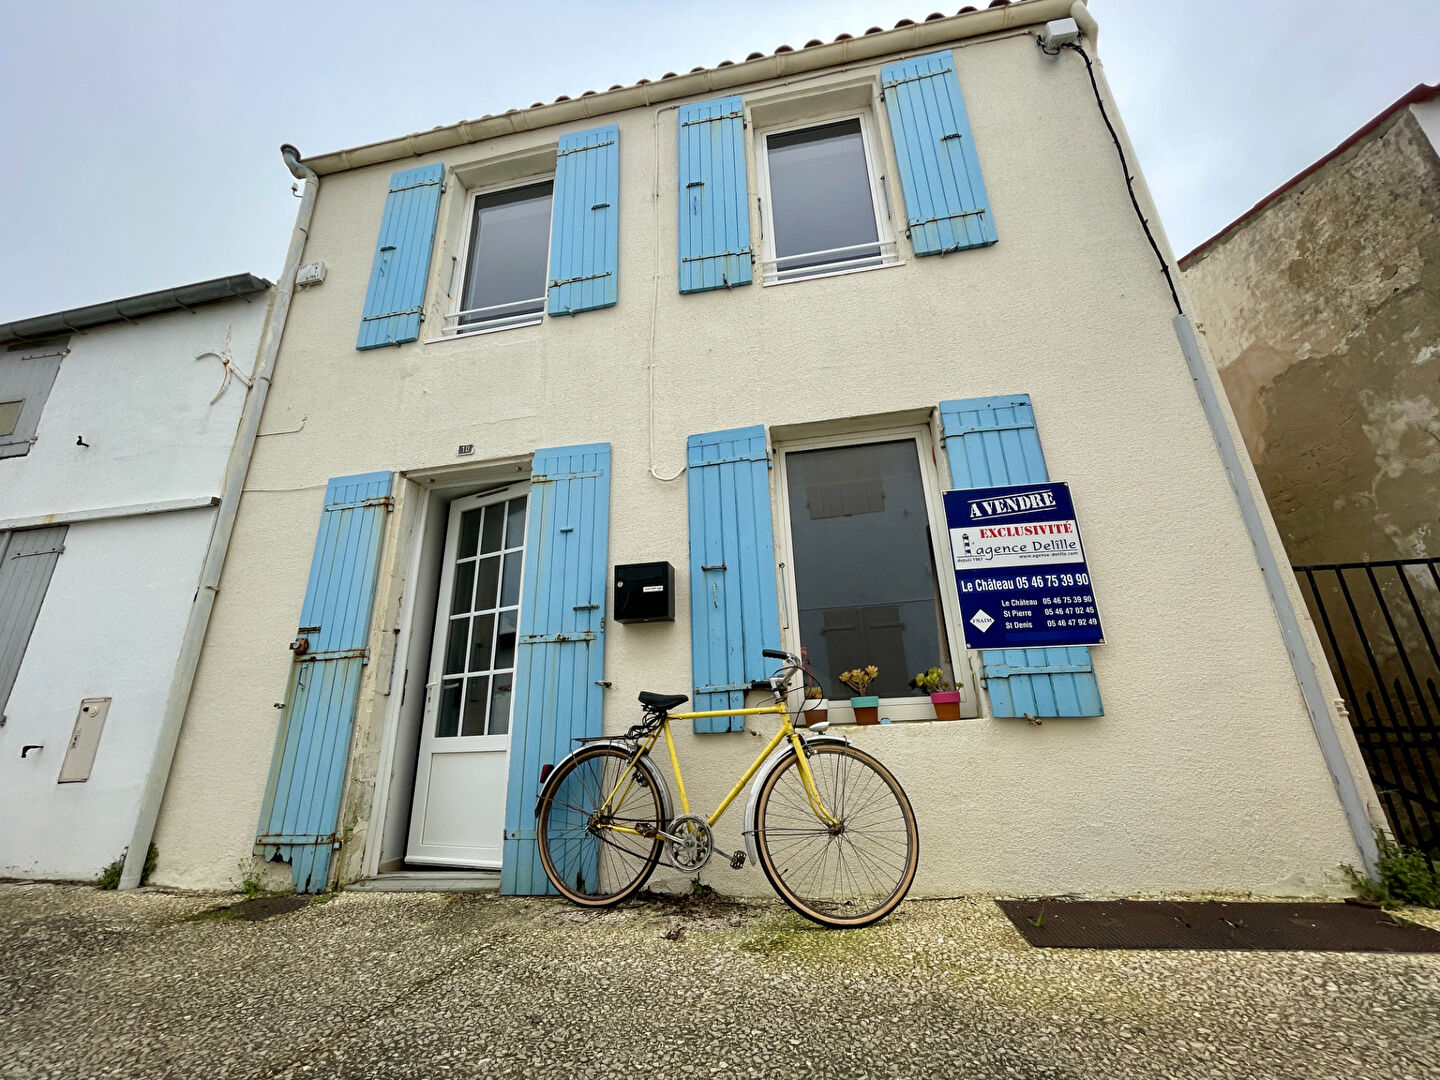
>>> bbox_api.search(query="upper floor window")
[759,115,898,285]
[452,180,554,335]
[0,340,66,459]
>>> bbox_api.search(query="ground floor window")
[778,430,968,717]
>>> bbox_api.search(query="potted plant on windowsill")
[802,685,827,727]
[839,666,880,725]
[912,666,962,721]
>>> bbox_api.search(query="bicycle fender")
[534,740,675,825]
[742,733,851,865]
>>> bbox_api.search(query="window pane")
[505,497,527,549]
[443,618,469,676]
[461,182,553,324]
[475,555,501,612]
[461,675,490,736]
[450,560,476,616]
[436,681,462,738]
[500,551,523,608]
[767,120,880,273]
[468,612,496,674]
[0,400,21,438]
[493,609,518,673]
[458,509,482,559]
[489,673,513,736]
[785,441,946,699]
[480,504,505,554]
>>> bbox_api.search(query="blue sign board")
[943,481,1105,650]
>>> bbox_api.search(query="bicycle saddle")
[638,691,689,712]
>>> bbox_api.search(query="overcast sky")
[1,1,1436,322]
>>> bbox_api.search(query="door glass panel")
[505,498,527,548]
[480,504,505,554]
[436,681,462,738]
[489,674,513,735]
[458,509,482,559]
[450,561,476,616]
[468,613,496,674]
[785,440,949,699]
[462,675,491,736]
[494,609,518,672]
[475,555,501,611]
[443,619,469,676]
[500,550,523,608]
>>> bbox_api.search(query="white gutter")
[120,145,318,889]
[0,496,218,533]
[298,0,1075,176]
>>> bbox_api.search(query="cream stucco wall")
[153,30,1372,896]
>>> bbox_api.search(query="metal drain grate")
[997,899,1440,952]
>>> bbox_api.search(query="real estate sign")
[943,481,1105,650]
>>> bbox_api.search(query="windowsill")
[761,256,903,288]
[425,316,543,345]
[803,697,978,725]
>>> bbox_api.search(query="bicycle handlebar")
[762,648,798,661]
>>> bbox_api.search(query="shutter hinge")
[521,631,598,644]
[557,138,616,156]
[881,67,955,89]
[697,682,754,695]
[981,660,1093,678]
[681,110,744,127]
[295,647,370,664]
[549,271,612,288]
[361,306,423,323]
[681,248,752,265]
[532,468,605,483]
[907,209,987,230]
[388,176,443,194]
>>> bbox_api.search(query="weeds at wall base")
[95,844,158,890]
[1342,830,1440,909]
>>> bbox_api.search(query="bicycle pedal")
[729,850,746,870]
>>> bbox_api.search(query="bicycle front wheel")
[754,743,919,928]
[537,745,664,906]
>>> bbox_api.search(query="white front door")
[406,485,527,868]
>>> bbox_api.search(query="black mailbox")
[614,562,675,623]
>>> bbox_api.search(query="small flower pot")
[850,695,880,725]
[802,706,828,728]
[929,691,962,721]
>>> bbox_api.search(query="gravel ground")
[1,882,1438,1080]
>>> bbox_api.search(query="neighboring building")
[150,0,1382,898]
[1180,84,1440,567]
[1181,85,1440,856]
[0,275,271,880]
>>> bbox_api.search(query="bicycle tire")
[754,743,919,928]
[536,745,664,906]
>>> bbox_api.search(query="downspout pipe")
[121,145,319,889]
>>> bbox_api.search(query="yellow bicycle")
[534,649,920,928]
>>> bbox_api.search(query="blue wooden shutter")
[686,427,781,733]
[255,471,393,891]
[501,443,611,894]
[356,163,445,350]
[677,97,753,293]
[939,396,1102,718]
[882,50,997,256]
[548,126,620,315]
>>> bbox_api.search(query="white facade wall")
[154,26,1375,896]
[0,300,267,880]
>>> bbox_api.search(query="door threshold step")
[347,870,501,893]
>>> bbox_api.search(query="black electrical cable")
[1039,36,1184,316]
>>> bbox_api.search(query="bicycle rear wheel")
[537,745,664,906]
[754,743,918,928]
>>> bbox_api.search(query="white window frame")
[772,424,980,723]
[440,176,554,339]
[754,109,902,287]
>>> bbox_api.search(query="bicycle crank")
[663,813,714,872]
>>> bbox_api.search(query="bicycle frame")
[596,700,840,837]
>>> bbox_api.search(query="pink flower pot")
[930,691,961,721]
